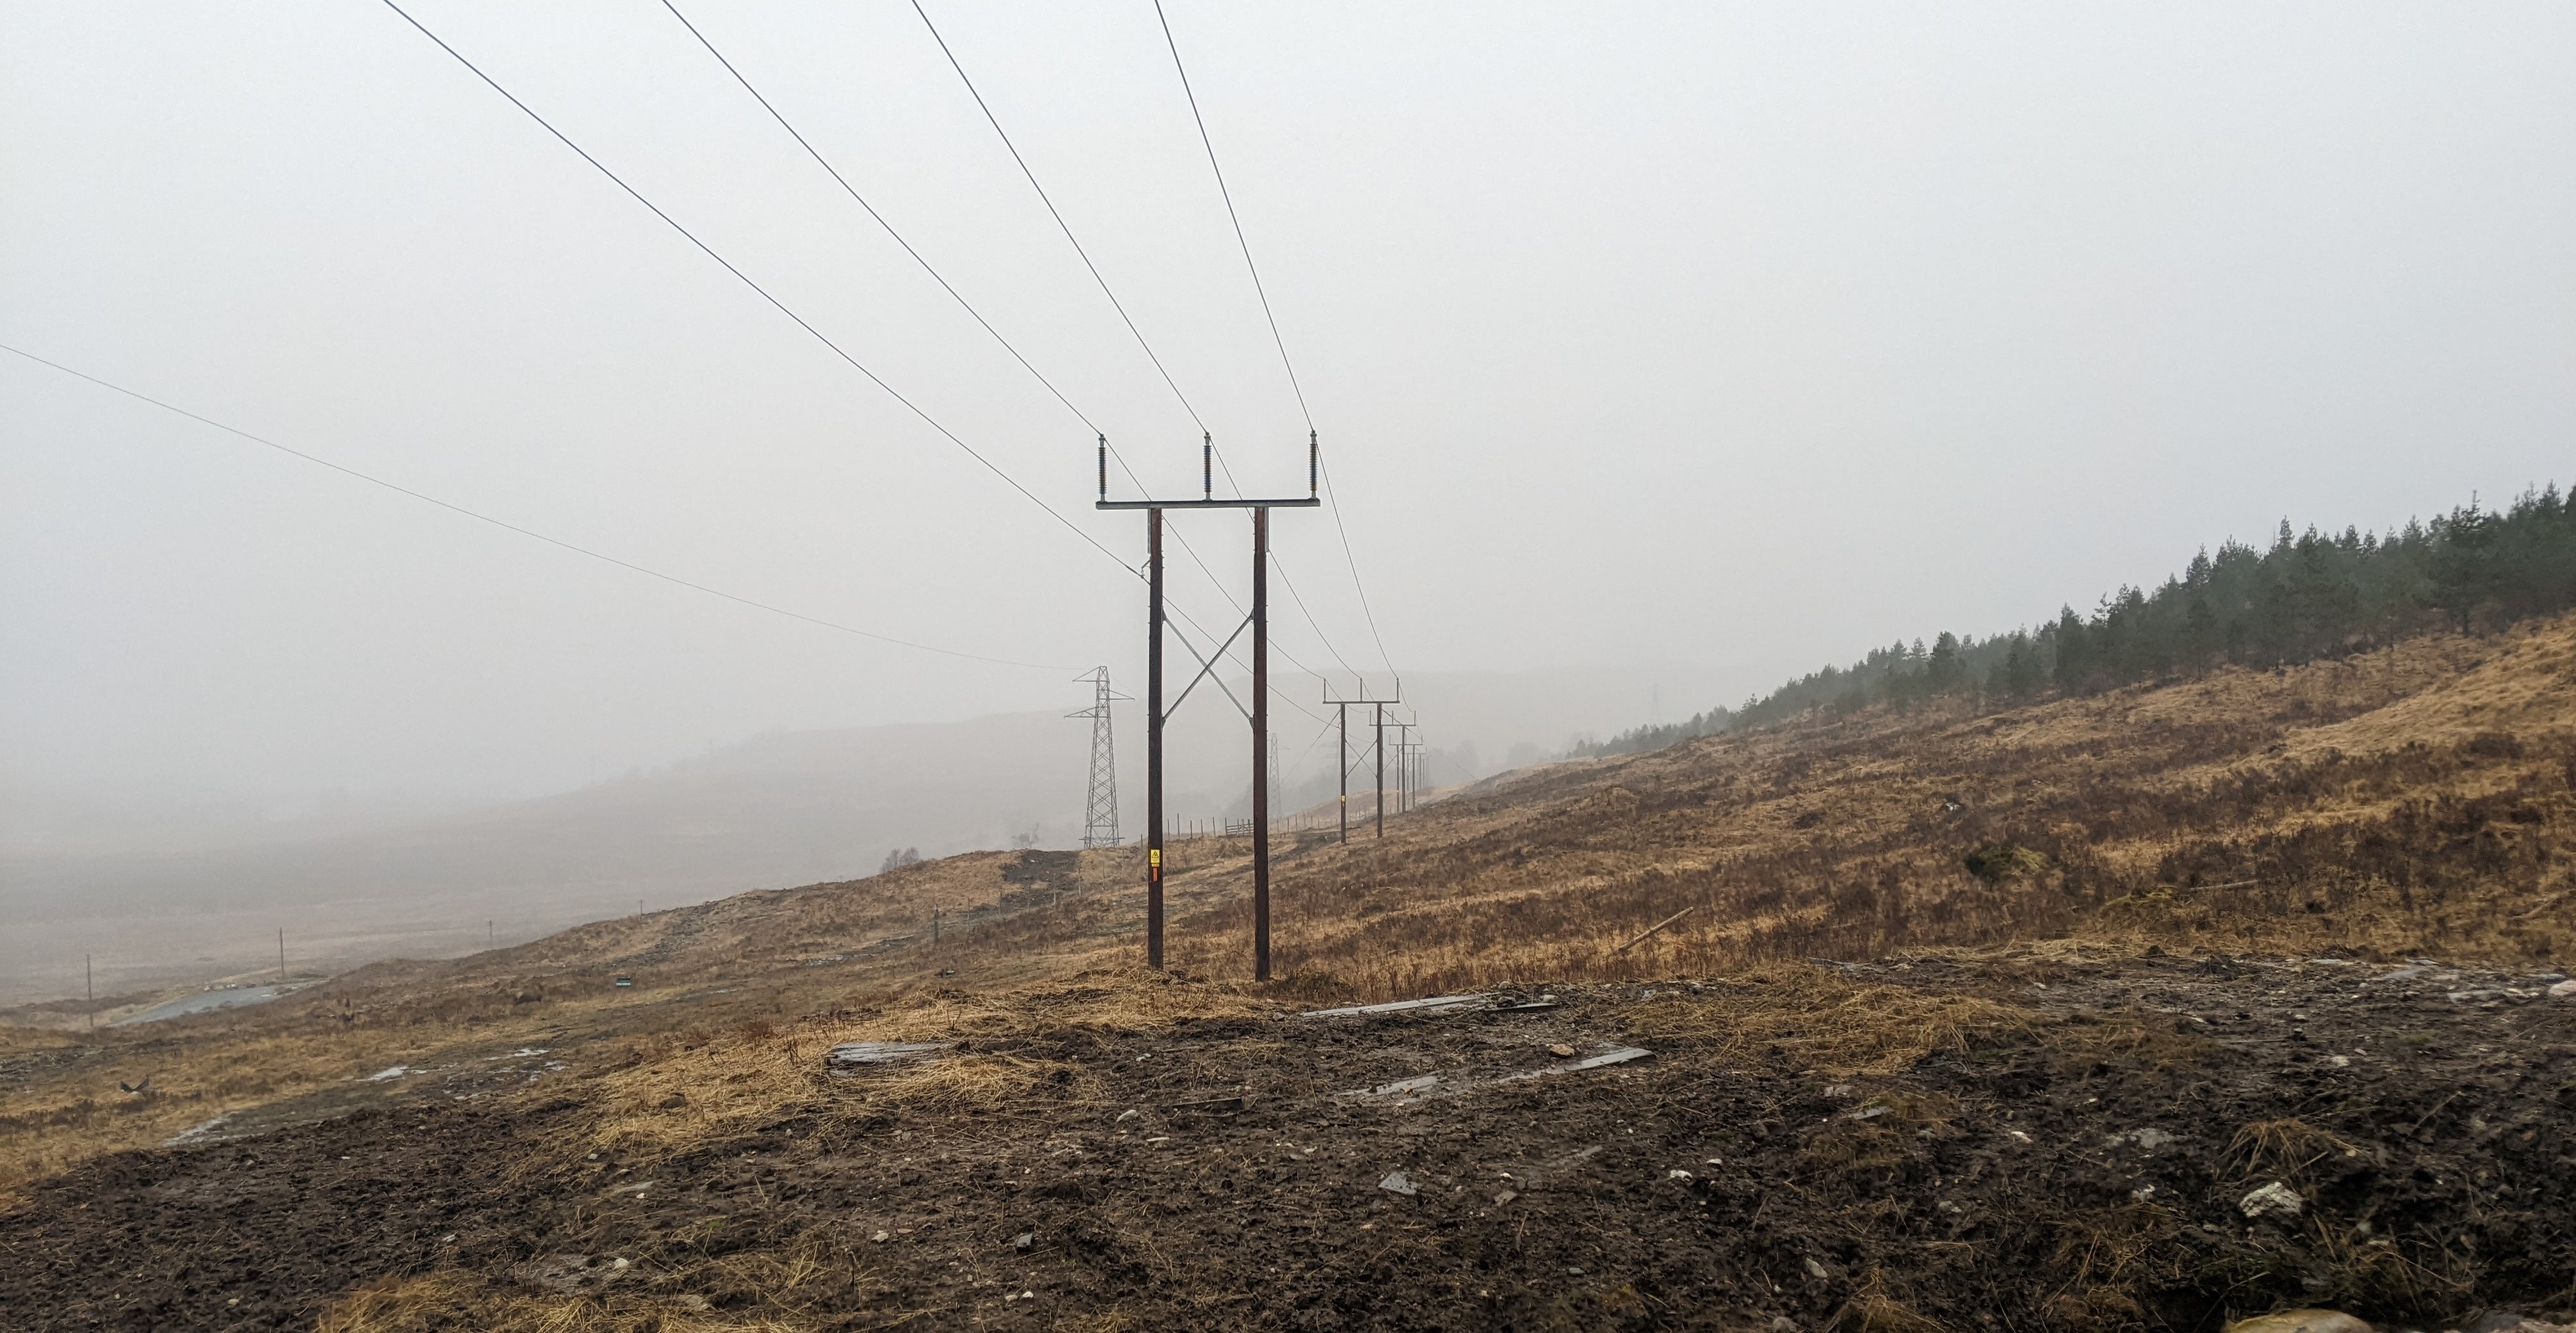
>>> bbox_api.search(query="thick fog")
[6,3,2573,847]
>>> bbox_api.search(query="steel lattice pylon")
[1068,667,1124,848]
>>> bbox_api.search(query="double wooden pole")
[1119,497,1311,981]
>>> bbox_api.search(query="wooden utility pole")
[1099,436,1314,981]
[1147,506,1164,968]
[1374,703,1387,838]
[1251,507,1271,978]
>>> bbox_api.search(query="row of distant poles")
[1072,656,1422,858]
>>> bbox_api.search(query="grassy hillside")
[3,614,2572,1332]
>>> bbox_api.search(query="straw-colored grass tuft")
[316,1268,807,1333]
[1625,966,2031,1077]
[2225,1117,2362,1184]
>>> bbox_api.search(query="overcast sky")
[5,1,2571,824]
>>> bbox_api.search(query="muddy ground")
[4,952,2572,1332]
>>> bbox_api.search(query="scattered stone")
[870,1231,889,1243]
[1013,1232,1035,1252]
[1379,1170,1418,1196]
[2550,980,2576,1000]
[1548,1043,1576,1058]
[1667,1169,1694,1181]
[2223,1309,2371,1333]
[1493,1189,1517,1205]
[2238,1181,2305,1220]
[1822,1083,1857,1099]
[1805,1257,1832,1280]
[2108,1128,2177,1151]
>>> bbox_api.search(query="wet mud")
[3,954,2571,1331]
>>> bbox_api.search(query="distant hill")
[0,661,1735,1002]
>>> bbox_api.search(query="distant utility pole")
[1324,679,1401,843]
[278,929,286,984]
[1068,667,1125,848]
[1099,433,1318,980]
[1395,723,1420,812]
[86,954,95,1033]
[1389,720,1415,813]
[1375,704,1387,837]
[488,920,495,949]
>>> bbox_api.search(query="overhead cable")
[1150,0,1311,431]
[1151,3,1395,681]
[1,344,1070,671]
[911,0,1209,442]
[654,2,1336,716]
[379,0,1130,575]
[654,0,1109,441]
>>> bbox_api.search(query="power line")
[652,0,1355,703]
[664,3,1276,522]
[1150,0,1311,432]
[910,0,1211,444]
[1150,4,1394,680]
[1319,452,1397,680]
[378,0,1129,575]
[1271,550,1358,680]
[1,343,1070,672]
[655,0,1110,442]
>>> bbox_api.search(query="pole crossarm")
[1097,498,1319,510]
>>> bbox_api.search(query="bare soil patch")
[3,955,2570,1331]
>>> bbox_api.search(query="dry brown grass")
[2225,1118,2363,1184]
[1621,966,2031,1077]
[0,1020,541,1201]
[554,971,1249,1165]
[1836,1270,1948,1333]
[316,1267,813,1333]
[1136,615,2576,996]
[2046,1011,2221,1075]
[16,615,2575,1213]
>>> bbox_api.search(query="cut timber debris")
[1615,907,1696,954]
[1298,994,1490,1020]
[1499,1046,1654,1082]
[826,1041,950,1076]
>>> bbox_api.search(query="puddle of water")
[114,984,295,1026]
